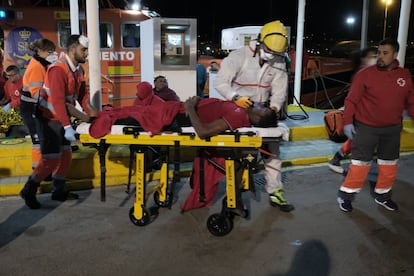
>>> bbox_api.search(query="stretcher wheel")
[206,213,233,236]
[153,191,171,207]
[129,207,151,226]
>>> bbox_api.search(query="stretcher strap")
[258,147,277,157]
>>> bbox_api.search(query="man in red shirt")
[0,65,22,111]
[337,38,414,212]
[20,34,90,209]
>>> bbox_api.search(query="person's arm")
[184,96,229,139]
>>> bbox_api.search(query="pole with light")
[382,0,392,39]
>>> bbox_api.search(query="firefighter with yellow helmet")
[214,20,293,212]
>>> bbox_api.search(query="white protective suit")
[214,40,289,194]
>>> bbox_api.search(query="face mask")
[46,52,58,64]
[365,58,377,66]
[260,48,275,61]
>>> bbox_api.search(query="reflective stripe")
[20,94,38,103]
[351,159,371,166]
[29,81,44,87]
[339,186,362,194]
[374,187,392,193]
[377,159,398,165]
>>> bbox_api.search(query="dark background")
[27,0,413,45]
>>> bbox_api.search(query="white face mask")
[45,52,58,64]
[365,58,377,66]
[260,48,275,61]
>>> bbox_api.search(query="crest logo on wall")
[5,26,42,65]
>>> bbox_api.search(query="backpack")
[324,110,347,143]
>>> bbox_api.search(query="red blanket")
[89,101,185,138]
[180,151,225,212]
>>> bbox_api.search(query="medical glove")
[343,124,356,140]
[234,96,253,109]
[2,103,11,112]
[64,125,78,142]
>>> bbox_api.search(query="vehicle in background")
[0,2,154,107]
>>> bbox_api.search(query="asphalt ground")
[1,154,413,276]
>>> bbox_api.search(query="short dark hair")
[154,75,166,82]
[66,34,81,50]
[379,38,399,52]
[254,109,278,127]
[5,65,19,73]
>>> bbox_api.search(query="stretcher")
[77,122,289,236]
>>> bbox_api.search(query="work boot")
[328,151,344,174]
[269,189,294,212]
[51,178,79,202]
[20,177,41,209]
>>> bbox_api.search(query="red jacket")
[41,56,89,126]
[3,78,23,108]
[344,61,414,127]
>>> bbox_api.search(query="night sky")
[140,0,412,44]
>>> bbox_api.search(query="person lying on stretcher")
[183,95,278,139]
[66,81,279,138]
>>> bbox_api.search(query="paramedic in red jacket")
[337,38,414,212]
[20,34,90,209]
[0,65,23,110]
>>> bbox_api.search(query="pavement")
[1,154,414,275]
[1,105,414,275]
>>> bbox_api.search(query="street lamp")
[382,0,392,39]
[346,16,355,39]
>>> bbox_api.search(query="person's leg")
[49,120,78,201]
[328,139,353,174]
[373,124,401,211]
[263,142,294,212]
[20,117,58,208]
[337,122,376,212]
[20,101,41,169]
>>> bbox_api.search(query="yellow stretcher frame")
[79,129,279,236]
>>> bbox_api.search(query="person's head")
[66,34,89,65]
[360,46,377,67]
[377,38,399,69]
[258,20,289,61]
[135,81,156,106]
[154,75,168,91]
[28,38,56,61]
[245,102,278,127]
[5,65,21,82]
[136,81,153,99]
[209,61,219,72]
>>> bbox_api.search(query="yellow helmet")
[259,20,288,53]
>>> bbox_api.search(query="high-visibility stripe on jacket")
[41,56,87,127]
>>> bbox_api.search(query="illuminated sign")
[5,26,43,65]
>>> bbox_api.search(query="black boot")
[51,178,79,201]
[20,178,41,209]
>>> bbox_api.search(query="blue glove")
[64,125,78,142]
[343,124,356,140]
[2,103,11,112]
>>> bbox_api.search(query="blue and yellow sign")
[5,26,43,65]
